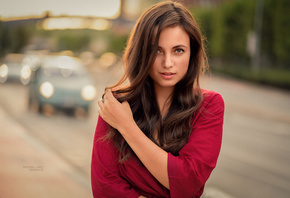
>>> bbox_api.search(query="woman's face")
[149,25,191,93]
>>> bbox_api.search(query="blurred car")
[0,54,24,83]
[28,55,96,116]
[0,53,41,84]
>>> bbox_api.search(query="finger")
[121,100,129,107]
[98,99,104,109]
[97,107,102,117]
[105,89,116,101]
[97,100,104,116]
[101,93,108,102]
[121,100,131,111]
[111,87,118,91]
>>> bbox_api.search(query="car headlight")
[40,82,54,98]
[81,85,96,101]
[0,64,8,83]
[20,65,32,85]
[21,65,32,80]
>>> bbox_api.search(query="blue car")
[28,55,97,116]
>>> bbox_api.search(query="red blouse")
[91,90,224,198]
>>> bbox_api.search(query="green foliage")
[107,33,128,55]
[57,31,91,53]
[12,26,30,52]
[191,0,290,89]
[260,0,276,63]
[208,8,224,58]
[0,22,31,57]
[192,0,290,69]
[191,8,215,57]
[221,0,255,58]
[194,0,255,60]
[270,0,290,66]
[0,21,5,57]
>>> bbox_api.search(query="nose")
[163,53,173,68]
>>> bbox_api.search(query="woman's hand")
[98,89,134,131]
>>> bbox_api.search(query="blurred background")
[0,0,289,198]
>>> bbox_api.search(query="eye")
[157,48,162,54]
[175,48,185,54]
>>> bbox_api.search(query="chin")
[159,83,176,89]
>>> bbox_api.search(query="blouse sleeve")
[91,116,140,198]
[168,92,225,198]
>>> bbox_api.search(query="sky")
[0,0,121,19]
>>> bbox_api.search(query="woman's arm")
[91,116,141,197]
[119,118,170,189]
[167,91,225,197]
[98,89,170,189]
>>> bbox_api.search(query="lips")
[160,72,175,79]
[161,72,174,75]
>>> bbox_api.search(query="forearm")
[119,122,170,189]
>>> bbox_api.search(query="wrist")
[118,120,139,138]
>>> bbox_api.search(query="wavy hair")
[105,1,208,162]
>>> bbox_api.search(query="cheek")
[179,56,190,73]
[152,57,161,67]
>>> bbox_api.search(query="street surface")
[0,65,289,198]
[202,75,290,198]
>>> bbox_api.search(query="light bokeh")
[0,0,121,19]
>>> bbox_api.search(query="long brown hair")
[105,1,207,162]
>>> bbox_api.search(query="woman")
[91,1,224,198]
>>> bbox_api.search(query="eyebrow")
[173,44,188,48]
[158,44,189,49]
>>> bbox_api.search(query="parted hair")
[105,1,208,162]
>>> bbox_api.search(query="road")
[0,66,289,198]
[203,75,290,198]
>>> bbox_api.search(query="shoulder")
[191,89,225,126]
[94,116,110,139]
[196,89,225,116]
[201,89,224,107]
